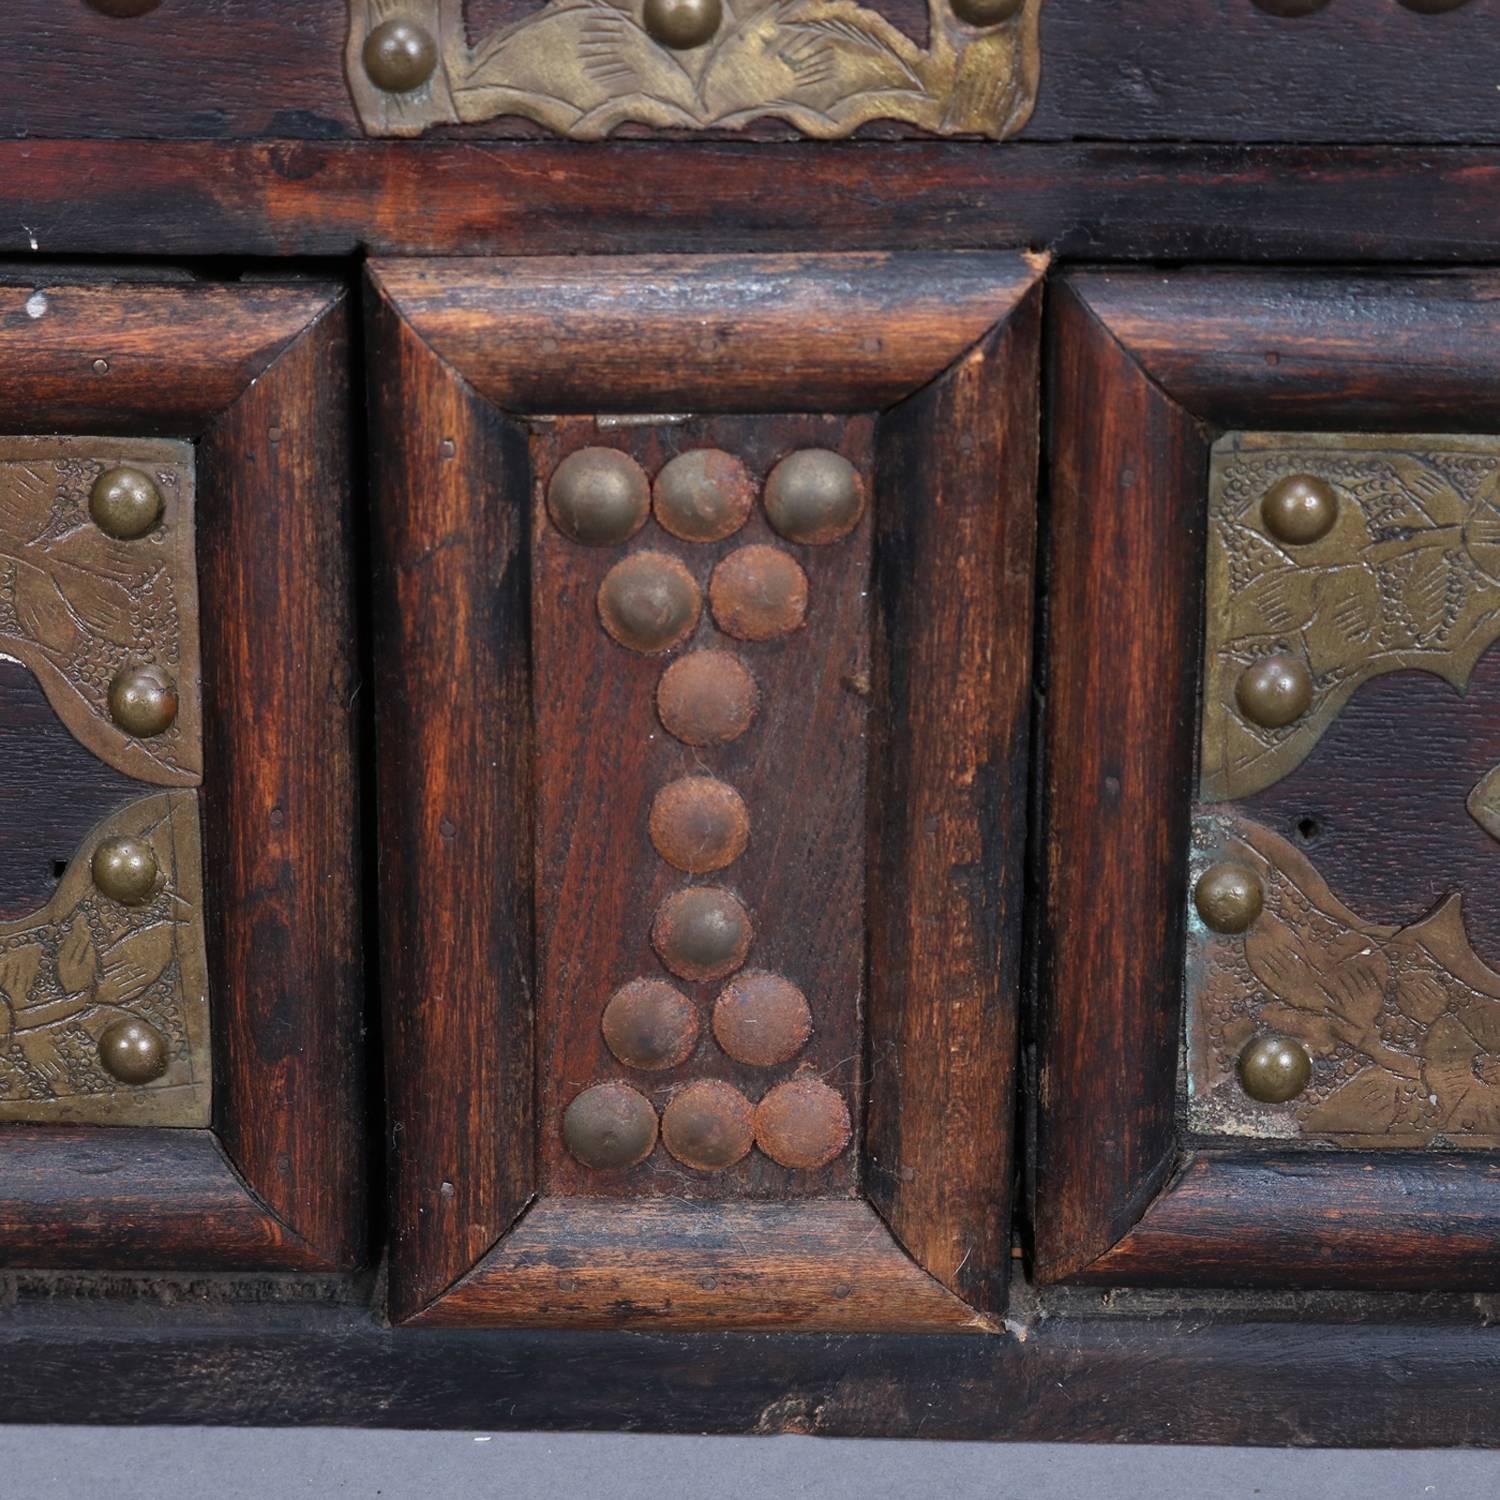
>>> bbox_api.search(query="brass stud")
[641,0,723,48]
[362,18,439,92]
[548,447,651,546]
[656,650,759,746]
[753,1077,852,1169]
[713,971,812,1067]
[1194,862,1264,934]
[950,0,1025,26]
[562,1083,658,1170]
[597,551,702,654]
[653,449,755,543]
[764,450,866,544]
[709,545,809,642]
[1261,474,1338,545]
[661,1080,754,1171]
[86,0,163,13]
[1236,654,1313,729]
[601,978,699,1071]
[1239,1034,1312,1104]
[1251,0,1330,13]
[649,776,750,874]
[89,466,163,540]
[651,886,753,983]
[91,836,161,907]
[98,1019,168,1086]
[108,664,178,738]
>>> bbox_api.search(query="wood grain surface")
[1033,276,1208,1283]
[866,276,1042,1313]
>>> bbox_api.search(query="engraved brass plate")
[346,0,1042,141]
[0,437,201,786]
[1202,433,1500,804]
[0,791,211,1126]
[1187,432,1500,1146]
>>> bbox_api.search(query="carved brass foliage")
[1202,433,1500,804]
[0,792,211,1127]
[1188,815,1500,1147]
[0,438,200,787]
[346,0,1041,141]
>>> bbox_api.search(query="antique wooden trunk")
[2,0,1500,1444]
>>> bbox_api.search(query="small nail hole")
[1295,817,1322,843]
[51,860,68,881]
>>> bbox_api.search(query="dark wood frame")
[369,251,1043,1328]
[1035,268,1500,1291]
[0,277,365,1271]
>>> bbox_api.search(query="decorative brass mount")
[346,0,1042,141]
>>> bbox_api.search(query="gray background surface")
[0,1429,1493,1498]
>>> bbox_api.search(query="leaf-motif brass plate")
[0,437,200,787]
[1202,433,1500,804]
[0,791,211,1127]
[346,0,1042,141]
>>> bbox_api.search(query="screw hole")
[51,859,67,881]
[1295,817,1322,843]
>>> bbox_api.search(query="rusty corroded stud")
[90,466,163,539]
[653,449,755,543]
[652,886,753,983]
[92,836,161,907]
[709,545,808,642]
[1239,1034,1312,1104]
[656,650,759,746]
[563,1082,659,1169]
[951,0,1025,20]
[98,1019,168,1085]
[753,1077,851,1169]
[362,18,439,92]
[649,776,750,874]
[601,978,699,1071]
[108,664,178,738]
[642,0,723,47]
[713,970,812,1067]
[1236,654,1313,729]
[597,551,701,654]
[548,447,651,546]
[1194,863,1264,934]
[1261,474,1338,545]
[661,1080,754,1171]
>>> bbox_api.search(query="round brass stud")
[98,1019,168,1086]
[653,449,755,543]
[91,836,160,907]
[652,886,753,983]
[661,1080,754,1171]
[548,447,651,546]
[1235,653,1313,729]
[597,551,702,654]
[709,545,809,642]
[89,466,163,540]
[950,0,1025,25]
[649,776,750,874]
[656,650,759,746]
[763,449,866,545]
[562,1082,659,1170]
[713,970,812,1068]
[1251,0,1330,13]
[1239,1034,1313,1104]
[1261,474,1338,545]
[86,0,164,14]
[753,1077,852,1170]
[362,18,439,93]
[108,664,178,739]
[601,978,699,1071]
[1194,862,1264,934]
[642,0,723,48]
